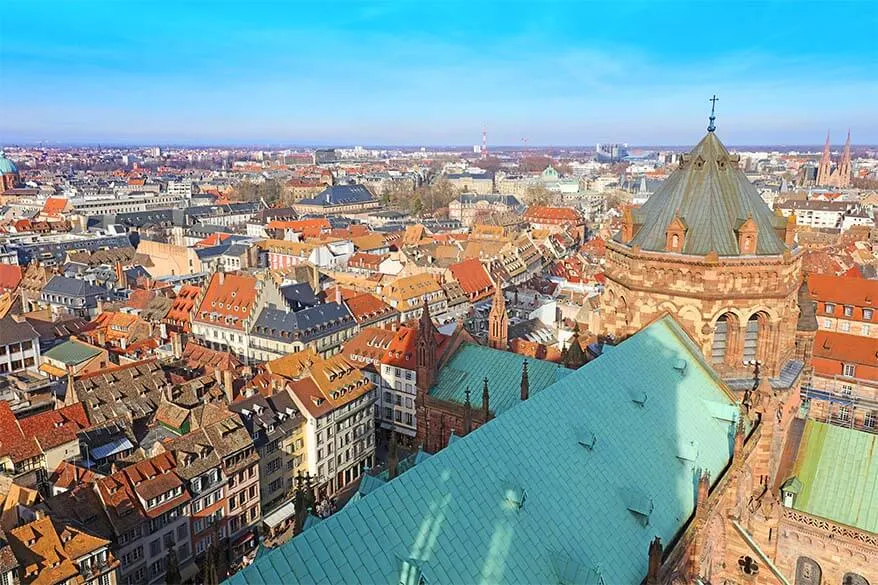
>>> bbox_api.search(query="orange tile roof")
[195,233,233,248]
[523,205,582,222]
[41,197,69,217]
[807,274,878,308]
[0,264,22,292]
[448,258,494,298]
[285,353,375,418]
[342,327,397,369]
[813,330,878,369]
[9,516,112,585]
[165,284,201,325]
[349,252,384,270]
[0,402,43,464]
[194,272,258,331]
[345,292,397,323]
[19,403,90,451]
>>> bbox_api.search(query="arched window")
[795,557,822,585]
[743,314,761,363]
[711,315,729,364]
[843,574,870,585]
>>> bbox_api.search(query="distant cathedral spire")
[817,130,832,186]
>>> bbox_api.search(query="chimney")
[114,261,127,290]
[646,537,662,585]
[335,286,341,305]
[223,369,234,402]
[218,270,225,285]
[214,366,222,388]
[97,329,106,346]
[171,332,183,359]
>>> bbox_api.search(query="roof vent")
[503,483,527,510]
[673,359,687,374]
[577,428,596,451]
[677,440,698,463]
[621,486,653,526]
[630,390,648,407]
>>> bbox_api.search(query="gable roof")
[813,330,878,368]
[807,273,878,308]
[448,258,494,298]
[299,184,375,206]
[618,131,788,256]
[229,316,739,585]
[786,420,878,533]
[194,272,258,331]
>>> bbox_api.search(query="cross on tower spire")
[707,94,719,132]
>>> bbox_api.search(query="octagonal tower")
[602,124,802,381]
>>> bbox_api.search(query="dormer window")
[664,215,687,253]
[735,216,759,255]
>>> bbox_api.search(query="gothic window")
[795,557,822,585]
[738,556,759,576]
[742,315,760,363]
[711,315,729,364]
[843,573,870,585]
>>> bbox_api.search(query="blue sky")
[1,1,876,146]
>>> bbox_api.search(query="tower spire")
[520,359,529,401]
[839,129,852,188]
[817,130,832,186]
[482,377,491,421]
[707,95,719,132]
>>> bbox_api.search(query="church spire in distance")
[707,94,719,132]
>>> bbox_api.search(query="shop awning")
[262,500,296,529]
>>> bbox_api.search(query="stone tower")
[487,284,508,350]
[837,129,852,188]
[816,130,832,187]
[602,119,803,382]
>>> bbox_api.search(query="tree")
[165,545,182,585]
[525,185,553,206]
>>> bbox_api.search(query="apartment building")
[7,515,119,585]
[94,452,195,585]
[379,273,446,322]
[0,313,41,375]
[808,274,878,338]
[202,415,261,564]
[268,350,376,498]
[230,391,306,532]
[803,330,878,434]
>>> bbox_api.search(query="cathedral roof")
[618,131,789,256]
[228,316,739,585]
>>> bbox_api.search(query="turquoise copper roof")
[787,420,878,533]
[227,315,739,585]
[43,340,102,365]
[617,131,789,256]
[428,342,568,415]
[0,151,17,175]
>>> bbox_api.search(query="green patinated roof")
[618,131,789,256]
[789,420,878,532]
[228,316,739,585]
[43,340,102,365]
[429,342,568,415]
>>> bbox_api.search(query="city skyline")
[1,0,877,145]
